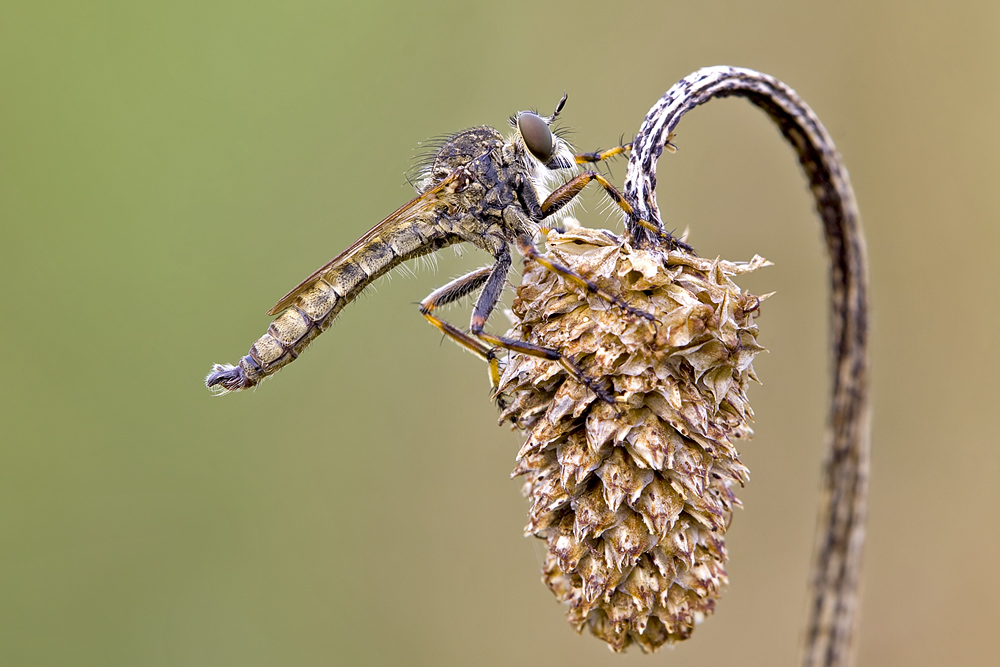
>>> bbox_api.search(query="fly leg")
[543,140,643,189]
[512,175,659,328]
[542,142,633,231]
[541,168,692,252]
[420,249,616,404]
[513,235,656,329]
[468,248,616,404]
[541,170,632,217]
[419,266,501,384]
[571,132,676,165]
[572,133,678,165]
[572,141,631,165]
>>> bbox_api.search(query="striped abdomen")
[206,221,451,393]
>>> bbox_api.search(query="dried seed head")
[497,227,770,652]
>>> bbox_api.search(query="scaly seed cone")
[496,227,770,652]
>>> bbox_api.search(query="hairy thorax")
[418,126,536,247]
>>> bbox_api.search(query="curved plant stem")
[623,66,871,667]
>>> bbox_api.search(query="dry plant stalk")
[496,67,870,666]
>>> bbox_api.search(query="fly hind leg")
[419,251,616,404]
[419,266,500,379]
[468,249,616,404]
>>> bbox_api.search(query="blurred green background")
[2,1,997,665]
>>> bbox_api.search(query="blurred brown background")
[2,1,997,665]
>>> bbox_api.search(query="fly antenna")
[548,92,568,123]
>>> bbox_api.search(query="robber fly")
[206,95,676,398]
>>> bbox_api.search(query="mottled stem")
[623,67,871,667]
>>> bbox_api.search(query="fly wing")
[266,173,462,316]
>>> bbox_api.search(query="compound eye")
[517,111,554,163]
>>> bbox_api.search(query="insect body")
[206,96,663,397]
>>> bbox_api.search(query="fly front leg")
[572,141,633,165]
[545,142,634,172]
[568,132,674,167]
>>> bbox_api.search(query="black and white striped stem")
[624,66,871,667]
